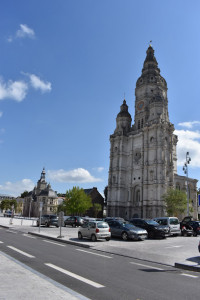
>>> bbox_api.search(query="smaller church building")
[23,168,58,217]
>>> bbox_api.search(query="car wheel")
[78,232,83,239]
[91,234,97,242]
[193,232,197,237]
[45,222,48,227]
[105,237,110,241]
[121,232,128,241]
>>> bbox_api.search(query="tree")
[58,187,93,216]
[162,188,188,217]
[0,199,17,211]
[20,191,29,198]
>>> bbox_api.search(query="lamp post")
[183,152,191,216]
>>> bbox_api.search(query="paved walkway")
[1,216,200,299]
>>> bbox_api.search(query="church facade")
[107,46,198,220]
[23,168,58,217]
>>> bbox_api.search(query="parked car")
[3,210,12,217]
[153,217,181,236]
[37,214,59,227]
[78,221,111,241]
[106,220,147,241]
[181,224,193,236]
[64,216,84,227]
[129,218,166,239]
[104,217,125,222]
[180,219,200,237]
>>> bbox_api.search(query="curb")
[28,232,91,248]
[175,262,200,272]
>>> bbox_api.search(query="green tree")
[59,187,92,216]
[162,188,187,217]
[20,191,29,198]
[0,199,17,211]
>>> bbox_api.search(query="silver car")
[78,221,111,242]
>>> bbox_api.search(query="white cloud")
[0,111,3,118]
[47,168,102,183]
[178,121,200,129]
[0,179,34,197]
[93,167,104,172]
[0,79,28,102]
[16,24,35,39]
[28,74,52,93]
[175,129,200,167]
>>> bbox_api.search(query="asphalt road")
[1,227,200,300]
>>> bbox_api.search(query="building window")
[141,119,144,128]
[138,120,140,129]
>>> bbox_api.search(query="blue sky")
[0,0,200,197]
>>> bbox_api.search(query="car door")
[81,222,90,237]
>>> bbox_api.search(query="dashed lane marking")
[45,263,105,288]
[43,240,65,247]
[23,234,36,239]
[76,249,112,258]
[0,241,3,243]
[181,273,198,278]
[7,246,35,258]
[6,230,18,234]
[130,261,164,271]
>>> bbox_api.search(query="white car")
[78,221,111,242]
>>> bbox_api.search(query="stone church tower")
[107,45,198,219]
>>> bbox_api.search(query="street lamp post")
[183,152,191,216]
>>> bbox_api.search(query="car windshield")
[156,219,168,226]
[169,218,179,225]
[146,219,159,226]
[97,222,109,228]
[122,223,136,229]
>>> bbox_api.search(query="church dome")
[117,99,131,119]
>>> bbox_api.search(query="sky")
[0,0,200,197]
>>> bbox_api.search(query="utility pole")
[183,152,191,216]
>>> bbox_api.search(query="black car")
[64,216,84,227]
[37,214,59,227]
[129,218,166,239]
[180,219,200,236]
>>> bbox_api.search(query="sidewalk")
[0,251,90,300]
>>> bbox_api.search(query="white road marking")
[166,245,182,248]
[7,246,35,258]
[6,230,18,234]
[45,263,105,288]
[76,248,112,258]
[130,262,164,271]
[23,234,36,239]
[181,273,198,278]
[0,241,3,243]
[43,240,65,247]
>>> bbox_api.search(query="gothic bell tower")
[107,45,179,219]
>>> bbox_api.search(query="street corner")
[175,256,200,272]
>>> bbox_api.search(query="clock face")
[137,101,144,110]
